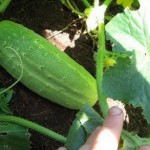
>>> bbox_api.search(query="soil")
[0,0,150,150]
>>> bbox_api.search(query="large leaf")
[0,122,31,150]
[104,0,150,122]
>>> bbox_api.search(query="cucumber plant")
[0,0,150,149]
[0,0,11,12]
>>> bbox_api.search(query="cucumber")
[0,20,98,109]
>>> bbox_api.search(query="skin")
[57,106,150,150]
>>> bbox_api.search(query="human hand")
[57,106,150,150]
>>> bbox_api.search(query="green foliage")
[61,0,150,149]
[0,123,31,150]
[116,0,134,8]
[1,0,150,149]
[121,130,150,150]
[0,0,11,13]
[0,90,31,150]
[0,89,12,114]
[105,0,150,122]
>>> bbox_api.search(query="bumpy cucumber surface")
[0,20,98,109]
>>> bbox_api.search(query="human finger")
[57,147,67,150]
[80,106,124,150]
[140,145,150,150]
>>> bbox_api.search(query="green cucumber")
[0,20,98,109]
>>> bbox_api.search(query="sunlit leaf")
[76,105,103,134]
[116,0,134,8]
[104,0,150,122]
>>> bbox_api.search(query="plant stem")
[95,0,113,118]
[69,0,79,11]
[94,0,99,6]
[82,0,91,8]
[66,0,85,16]
[0,0,11,13]
[96,23,109,118]
[103,0,113,6]
[0,115,67,143]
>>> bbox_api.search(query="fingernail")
[79,144,90,150]
[57,147,67,150]
[140,145,150,150]
[109,106,122,116]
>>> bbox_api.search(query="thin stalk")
[66,0,85,16]
[94,0,99,6]
[0,0,11,13]
[103,0,113,6]
[96,23,108,118]
[69,0,80,11]
[82,0,91,8]
[95,0,113,118]
[0,115,67,143]
[121,130,138,144]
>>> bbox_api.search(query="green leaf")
[116,0,134,8]
[65,105,103,150]
[121,130,150,150]
[65,119,86,150]
[59,0,65,4]
[0,89,13,115]
[104,0,150,122]
[0,122,31,150]
[76,104,103,134]
[0,89,31,149]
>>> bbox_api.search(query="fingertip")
[57,147,67,150]
[80,107,124,150]
[103,106,124,130]
[140,145,150,150]
[108,106,123,116]
[79,144,90,150]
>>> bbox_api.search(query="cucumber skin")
[0,20,98,109]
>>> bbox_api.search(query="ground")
[0,0,150,150]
